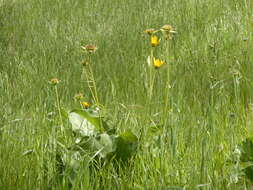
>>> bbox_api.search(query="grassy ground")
[1,0,253,189]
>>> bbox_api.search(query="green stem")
[84,54,100,106]
[150,71,157,101]
[83,67,96,103]
[83,54,104,131]
[149,48,154,101]
[88,63,100,106]
[163,41,171,125]
[54,85,63,132]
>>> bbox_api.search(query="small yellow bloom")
[81,44,98,53]
[144,28,155,35]
[153,58,165,69]
[151,35,159,47]
[81,101,90,109]
[74,93,84,100]
[50,78,59,85]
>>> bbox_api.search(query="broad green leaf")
[72,134,116,158]
[68,109,110,136]
[115,130,138,161]
[237,138,253,181]
[69,111,98,136]
[95,133,116,158]
[61,151,82,172]
[239,138,253,162]
[244,166,253,181]
[61,151,90,185]
[239,161,253,170]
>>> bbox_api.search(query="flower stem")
[82,55,104,131]
[54,85,63,132]
[163,41,171,125]
[83,54,100,106]
[149,48,154,101]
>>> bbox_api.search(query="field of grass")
[1,0,253,189]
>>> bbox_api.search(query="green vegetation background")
[1,0,253,189]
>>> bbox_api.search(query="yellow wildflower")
[144,28,155,35]
[50,78,59,85]
[153,58,165,69]
[81,101,90,109]
[81,44,98,53]
[151,35,159,47]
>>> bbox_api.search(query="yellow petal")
[151,35,159,47]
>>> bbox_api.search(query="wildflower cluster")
[80,43,100,107]
[46,40,138,184]
[144,24,176,105]
[144,24,176,69]
[77,43,99,110]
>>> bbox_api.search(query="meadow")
[1,0,253,189]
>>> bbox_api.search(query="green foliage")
[239,138,253,163]
[68,109,101,136]
[67,108,137,160]
[1,0,253,189]
[114,130,138,161]
[54,108,138,185]
[236,138,253,181]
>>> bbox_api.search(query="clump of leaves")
[237,138,253,180]
[229,137,253,183]
[56,107,138,186]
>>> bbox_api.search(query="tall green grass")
[1,0,253,189]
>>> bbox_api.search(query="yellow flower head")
[144,28,155,35]
[81,44,98,53]
[74,93,84,100]
[50,78,59,85]
[81,101,90,109]
[153,58,165,69]
[151,35,159,47]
